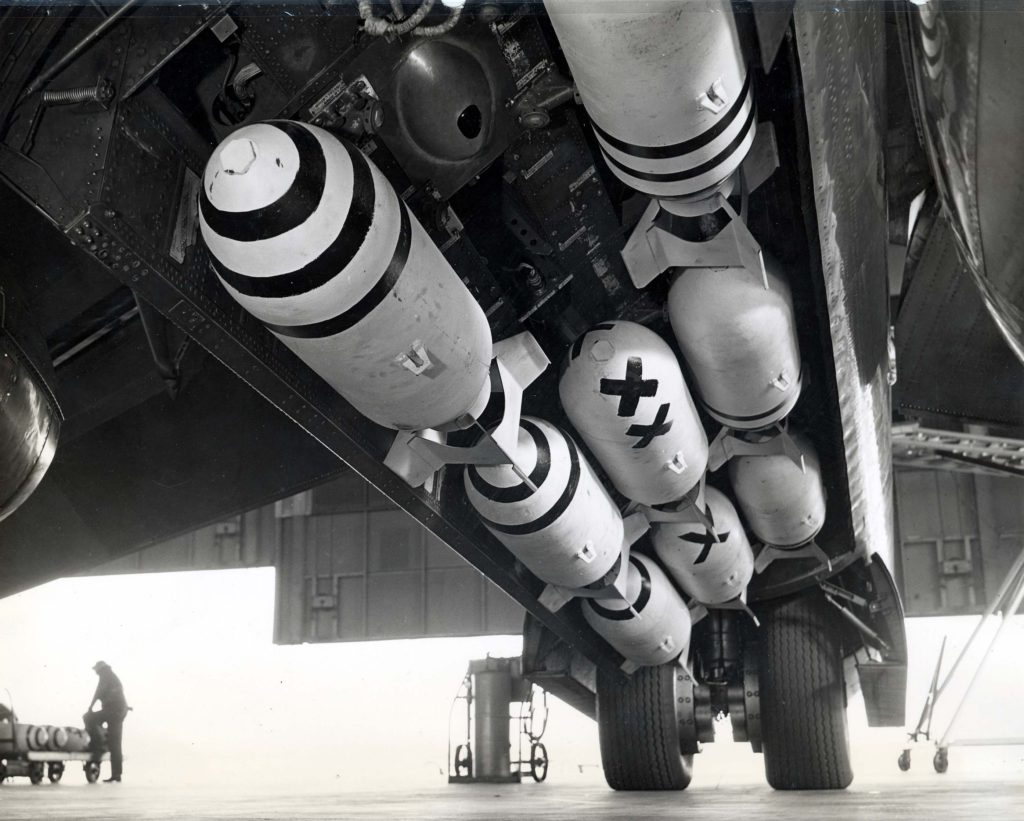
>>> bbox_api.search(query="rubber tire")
[934,749,948,774]
[759,593,853,790]
[530,742,548,783]
[596,663,693,791]
[84,761,100,784]
[29,763,44,786]
[898,750,911,772]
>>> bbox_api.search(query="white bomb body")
[559,320,708,506]
[729,432,826,547]
[668,261,802,430]
[652,486,754,605]
[465,417,624,590]
[200,120,492,431]
[582,553,692,668]
[544,0,754,199]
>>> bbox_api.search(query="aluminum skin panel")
[794,5,895,570]
[905,2,1024,362]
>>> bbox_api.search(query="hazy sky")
[2,567,1023,790]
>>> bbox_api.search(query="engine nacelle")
[465,417,624,590]
[544,0,755,200]
[729,431,826,548]
[559,321,708,506]
[668,261,802,430]
[582,553,692,669]
[200,120,492,432]
[651,486,754,605]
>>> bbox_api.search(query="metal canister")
[652,486,754,604]
[200,120,493,431]
[465,416,624,590]
[582,553,692,668]
[559,320,708,506]
[667,259,802,430]
[729,431,826,547]
[544,0,755,199]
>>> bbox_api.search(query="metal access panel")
[895,214,1024,430]
[895,469,1024,616]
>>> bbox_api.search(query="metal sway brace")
[822,591,890,652]
[641,476,716,536]
[707,421,805,473]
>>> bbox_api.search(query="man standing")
[84,661,129,783]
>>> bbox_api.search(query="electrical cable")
[358,0,436,37]
[413,2,463,37]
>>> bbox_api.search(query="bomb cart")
[0,701,108,785]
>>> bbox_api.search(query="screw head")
[590,339,615,362]
[219,138,258,175]
[97,80,115,103]
[520,109,550,129]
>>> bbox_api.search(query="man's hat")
[92,661,110,671]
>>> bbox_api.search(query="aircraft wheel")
[898,749,911,771]
[933,748,949,774]
[596,663,694,791]
[759,593,853,790]
[453,744,472,778]
[529,742,548,783]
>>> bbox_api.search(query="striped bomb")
[543,0,755,201]
[200,121,493,432]
[464,417,624,591]
[581,553,693,669]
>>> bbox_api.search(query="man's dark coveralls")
[84,662,128,781]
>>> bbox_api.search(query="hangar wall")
[86,471,524,642]
[86,466,1024,632]
[895,470,1024,616]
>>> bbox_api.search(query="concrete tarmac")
[0,780,1022,820]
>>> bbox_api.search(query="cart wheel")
[530,742,548,783]
[897,750,911,772]
[48,762,65,784]
[453,744,472,778]
[29,762,45,785]
[84,761,101,784]
[0,759,7,784]
[933,748,948,774]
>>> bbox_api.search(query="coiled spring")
[41,79,113,106]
